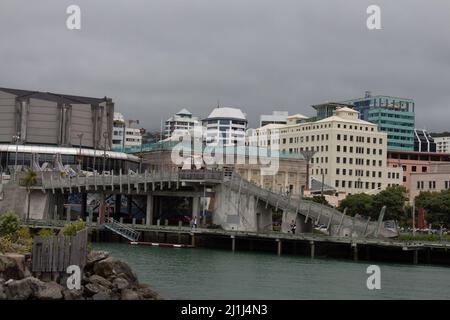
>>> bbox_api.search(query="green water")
[94,243,450,300]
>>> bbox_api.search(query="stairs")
[104,218,141,242]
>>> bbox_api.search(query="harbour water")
[94,243,450,300]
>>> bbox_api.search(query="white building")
[435,136,450,153]
[250,107,402,195]
[112,112,142,150]
[260,111,289,127]
[164,108,199,139]
[203,107,247,146]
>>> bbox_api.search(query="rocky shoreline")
[0,250,161,300]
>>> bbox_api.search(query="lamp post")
[12,133,20,181]
[102,132,110,173]
[299,150,317,191]
[77,133,84,171]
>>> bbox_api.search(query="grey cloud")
[1,0,449,131]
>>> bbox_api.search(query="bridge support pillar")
[81,193,87,217]
[146,194,153,226]
[310,241,315,259]
[276,239,282,256]
[192,196,200,219]
[231,235,235,252]
[115,194,122,219]
[127,195,133,217]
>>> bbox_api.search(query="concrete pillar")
[276,239,282,256]
[191,233,195,247]
[81,193,87,217]
[146,194,153,226]
[310,240,315,259]
[192,196,200,218]
[413,250,418,265]
[99,193,106,224]
[66,205,71,222]
[231,235,236,252]
[115,194,122,219]
[132,218,136,226]
[127,195,133,217]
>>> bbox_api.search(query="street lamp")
[102,132,110,173]
[299,150,317,191]
[12,133,20,181]
[315,165,325,197]
[77,133,84,171]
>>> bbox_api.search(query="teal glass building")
[343,92,415,151]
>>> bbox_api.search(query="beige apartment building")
[250,107,403,195]
[409,163,450,199]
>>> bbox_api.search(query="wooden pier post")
[352,243,358,262]
[276,239,282,256]
[191,233,195,247]
[413,250,418,265]
[310,240,315,259]
[231,235,236,253]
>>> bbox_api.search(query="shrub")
[0,236,14,254]
[38,228,54,237]
[62,219,86,236]
[0,210,21,238]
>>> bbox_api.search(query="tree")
[338,193,373,217]
[371,185,408,221]
[23,169,37,222]
[415,189,450,227]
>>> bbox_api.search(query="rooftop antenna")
[217,99,220,108]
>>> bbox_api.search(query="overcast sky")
[1,0,449,131]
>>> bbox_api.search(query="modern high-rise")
[434,136,450,153]
[250,107,403,194]
[164,108,199,139]
[414,129,436,152]
[342,92,416,151]
[203,107,247,146]
[260,111,289,127]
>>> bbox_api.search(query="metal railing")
[104,217,141,242]
[224,172,397,239]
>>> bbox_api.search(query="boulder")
[93,257,137,283]
[0,254,30,280]
[112,277,129,290]
[84,282,108,297]
[88,275,112,289]
[121,288,140,300]
[0,279,6,300]
[5,277,44,300]
[92,289,113,300]
[86,251,110,267]
[136,284,161,300]
[34,281,63,300]
[62,289,84,300]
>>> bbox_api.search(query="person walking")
[290,220,296,235]
[192,215,198,230]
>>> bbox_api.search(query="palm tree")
[23,169,37,222]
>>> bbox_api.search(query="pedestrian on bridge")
[192,216,198,230]
[290,220,296,235]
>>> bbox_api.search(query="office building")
[203,107,247,146]
[414,129,436,152]
[435,136,450,153]
[164,108,199,139]
[250,107,403,194]
[260,111,289,127]
[343,92,416,151]
[112,112,143,150]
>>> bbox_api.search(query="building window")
[412,166,417,172]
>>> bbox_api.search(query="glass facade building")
[343,93,416,151]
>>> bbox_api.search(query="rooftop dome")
[205,107,247,120]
